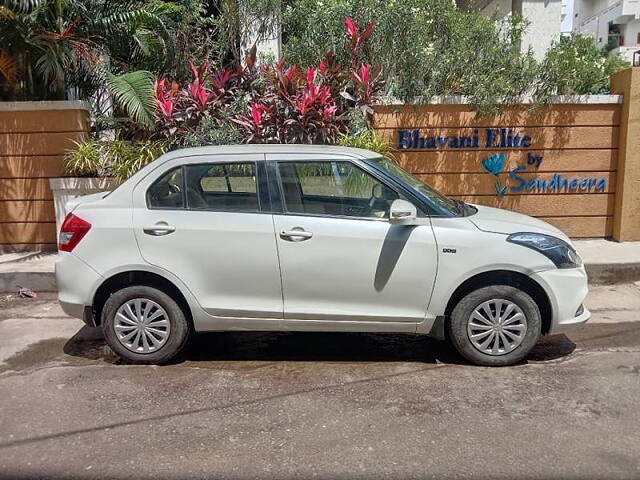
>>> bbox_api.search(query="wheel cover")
[113,298,171,354]
[467,299,527,356]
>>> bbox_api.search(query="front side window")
[185,162,258,211]
[368,157,465,216]
[278,161,399,219]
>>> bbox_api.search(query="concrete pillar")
[610,67,640,241]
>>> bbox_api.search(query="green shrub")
[64,140,104,177]
[64,139,168,182]
[180,111,246,148]
[279,0,536,114]
[536,34,630,97]
[337,130,394,158]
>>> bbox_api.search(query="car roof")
[158,144,381,161]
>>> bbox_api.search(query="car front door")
[267,154,438,330]
[133,155,283,320]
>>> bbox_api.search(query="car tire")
[102,286,190,365]
[447,285,542,366]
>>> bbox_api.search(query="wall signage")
[397,128,532,150]
[396,128,608,196]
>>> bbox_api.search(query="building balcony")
[610,45,640,62]
[609,0,640,23]
[580,0,640,28]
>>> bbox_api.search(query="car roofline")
[156,144,379,161]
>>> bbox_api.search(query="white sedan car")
[56,145,590,366]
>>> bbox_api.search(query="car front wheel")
[102,286,190,364]
[447,285,542,366]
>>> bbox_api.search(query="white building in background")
[457,0,563,60]
[573,0,640,62]
[562,0,574,32]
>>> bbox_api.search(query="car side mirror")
[389,199,418,225]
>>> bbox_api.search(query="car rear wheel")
[447,285,542,366]
[102,286,190,364]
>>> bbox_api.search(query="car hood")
[467,204,571,243]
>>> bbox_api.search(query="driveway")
[0,286,639,479]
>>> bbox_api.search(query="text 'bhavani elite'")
[397,128,532,150]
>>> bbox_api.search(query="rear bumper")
[531,266,591,335]
[56,252,103,325]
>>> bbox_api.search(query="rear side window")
[185,162,258,211]
[147,167,184,209]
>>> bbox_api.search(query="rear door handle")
[280,228,313,241]
[143,222,176,236]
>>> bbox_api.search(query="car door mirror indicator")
[389,199,419,225]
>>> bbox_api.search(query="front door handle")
[143,222,176,236]
[280,228,313,241]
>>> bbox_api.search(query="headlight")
[507,232,582,269]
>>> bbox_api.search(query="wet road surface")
[0,295,639,479]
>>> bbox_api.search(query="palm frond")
[0,0,43,13]
[105,70,155,126]
[132,28,163,58]
[34,46,68,91]
[98,7,164,34]
[97,6,173,62]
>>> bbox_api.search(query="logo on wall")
[396,127,609,195]
[481,153,508,197]
[479,152,608,196]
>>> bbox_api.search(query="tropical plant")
[105,70,156,126]
[153,57,251,139]
[109,138,168,181]
[64,137,167,181]
[181,111,246,147]
[64,139,104,177]
[278,0,540,114]
[0,0,175,101]
[337,130,394,158]
[151,16,382,146]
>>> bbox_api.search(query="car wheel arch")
[443,269,552,335]
[92,270,194,329]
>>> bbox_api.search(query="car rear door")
[132,155,283,320]
[266,153,438,330]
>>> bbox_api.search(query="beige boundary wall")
[0,101,89,252]
[373,68,640,240]
[1,69,640,249]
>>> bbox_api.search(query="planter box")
[49,177,119,239]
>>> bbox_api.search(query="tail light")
[58,213,91,252]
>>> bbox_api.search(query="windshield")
[369,157,461,216]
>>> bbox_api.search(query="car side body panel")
[55,144,590,340]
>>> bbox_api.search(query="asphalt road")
[0,288,639,480]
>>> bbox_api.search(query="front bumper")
[531,266,591,335]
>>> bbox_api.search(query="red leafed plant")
[152,54,249,138]
[152,16,382,145]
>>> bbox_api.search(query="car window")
[278,161,399,219]
[147,167,184,209]
[185,162,259,212]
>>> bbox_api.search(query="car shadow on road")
[63,326,576,366]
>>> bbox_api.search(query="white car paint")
[55,145,590,343]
